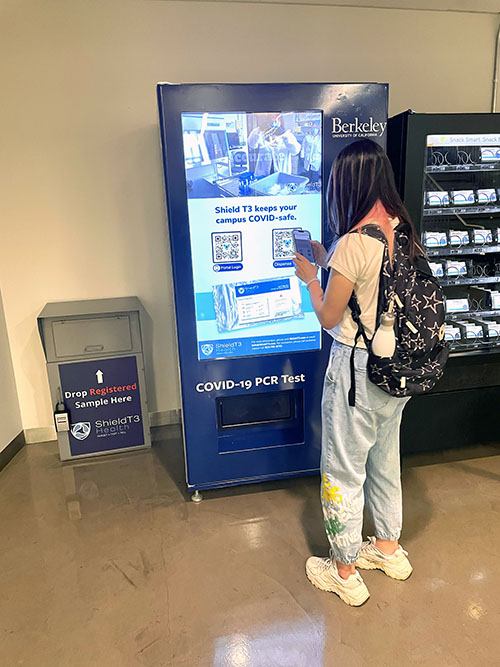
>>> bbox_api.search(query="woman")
[293,139,421,607]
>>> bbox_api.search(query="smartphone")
[292,229,316,264]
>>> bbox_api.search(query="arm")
[309,270,354,330]
[293,253,354,330]
[281,130,301,156]
[248,127,264,149]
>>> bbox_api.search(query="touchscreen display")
[181,110,323,360]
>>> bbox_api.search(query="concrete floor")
[1,429,499,667]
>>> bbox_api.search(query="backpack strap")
[347,292,370,408]
[348,293,370,346]
[348,223,387,245]
[345,224,389,407]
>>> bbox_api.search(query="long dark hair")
[326,139,423,261]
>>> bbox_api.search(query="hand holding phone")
[311,240,328,269]
[292,229,316,264]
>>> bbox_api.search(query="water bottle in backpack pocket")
[347,223,449,407]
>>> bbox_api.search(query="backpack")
[346,222,449,407]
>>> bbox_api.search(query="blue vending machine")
[157,82,388,497]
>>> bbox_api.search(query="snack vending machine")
[388,111,500,453]
[158,82,388,496]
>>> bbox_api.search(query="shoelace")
[326,551,365,583]
[362,536,409,558]
[359,537,377,552]
[323,556,334,570]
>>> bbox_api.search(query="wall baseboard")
[0,431,26,472]
[23,409,182,444]
[25,427,56,444]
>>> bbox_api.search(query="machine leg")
[191,490,203,503]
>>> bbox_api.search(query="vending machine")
[388,111,500,453]
[158,82,388,496]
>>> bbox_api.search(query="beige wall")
[0,292,23,452]
[1,0,498,437]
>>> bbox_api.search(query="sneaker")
[305,556,370,606]
[355,536,413,580]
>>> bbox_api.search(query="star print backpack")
[347,222,449,407]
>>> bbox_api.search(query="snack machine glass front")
[388,112,500,454]
[389,113,500,357]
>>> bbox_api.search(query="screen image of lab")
[182,111,322,199]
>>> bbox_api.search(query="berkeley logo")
[331,117,387,138]
[71,422,91,440]
[201,344,214,356]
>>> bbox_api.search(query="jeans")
[320,340,410,565]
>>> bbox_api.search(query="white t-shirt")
[327,221,397,347]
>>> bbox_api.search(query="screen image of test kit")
[158,82,388,493]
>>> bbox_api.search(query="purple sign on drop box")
[59,355,145,456]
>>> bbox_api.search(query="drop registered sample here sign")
[58,356,144,456]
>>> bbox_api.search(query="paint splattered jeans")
[321,340,410,565]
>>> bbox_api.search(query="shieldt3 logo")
[71,422,91,440]
[201,344,214,357]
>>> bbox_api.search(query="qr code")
[272,228,296,259]
[211,232,242,263]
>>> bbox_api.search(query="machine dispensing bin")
[38,297,151,461]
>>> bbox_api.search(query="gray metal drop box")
[38,297,151,461]
[51,316,134,358]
